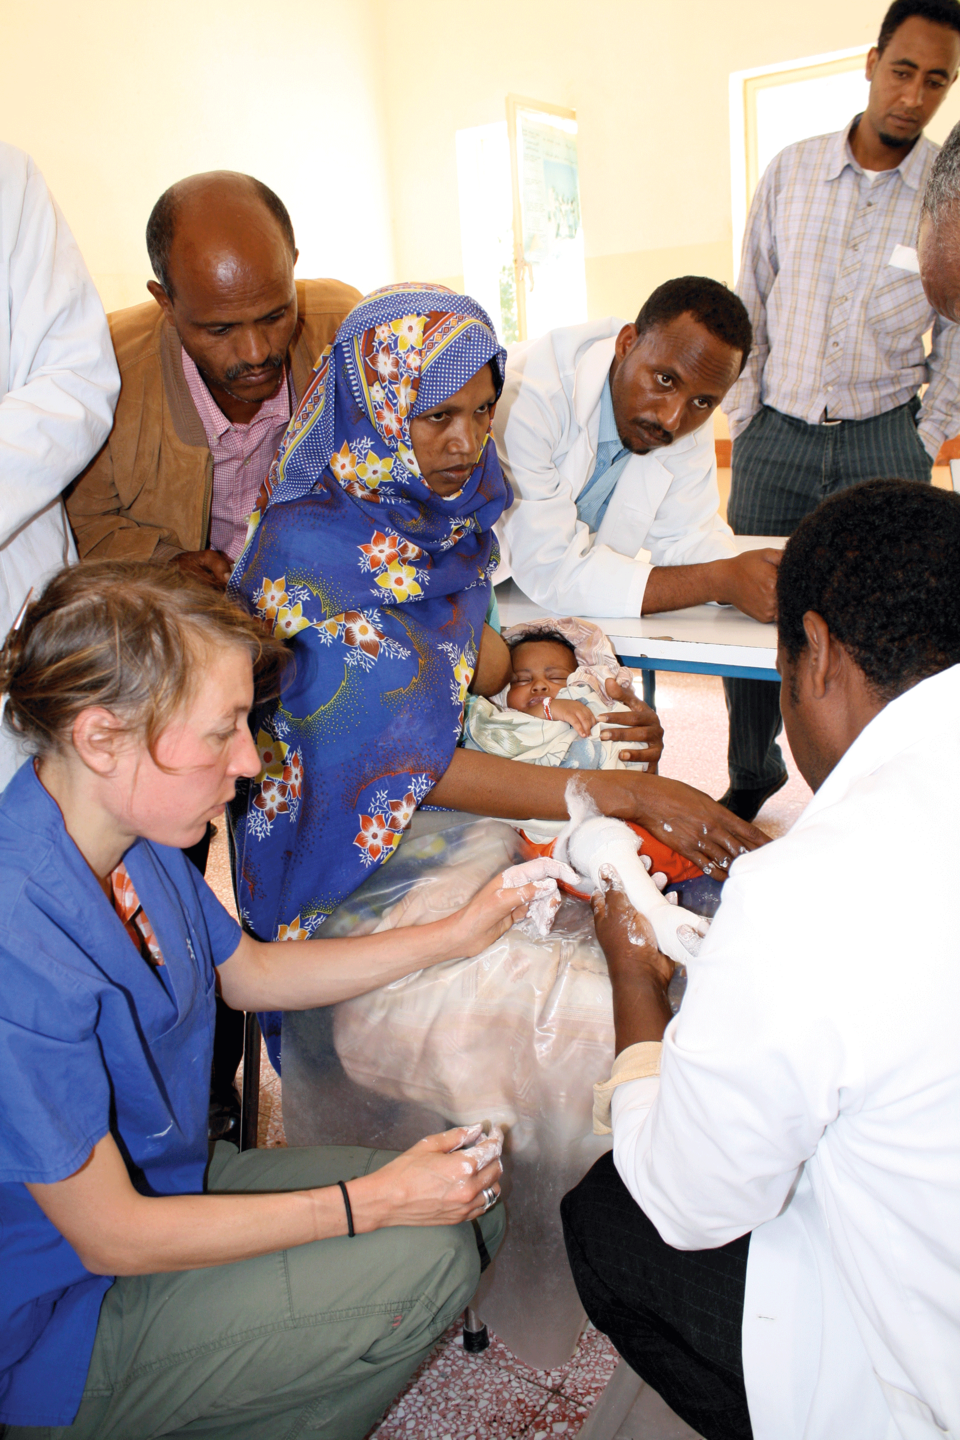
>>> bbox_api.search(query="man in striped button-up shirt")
[720,0,960,822]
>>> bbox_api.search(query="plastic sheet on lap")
[334,833,615,1126]
[281,813,619,1368]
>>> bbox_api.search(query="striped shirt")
[723,117,960,457]
[181,349,294,560]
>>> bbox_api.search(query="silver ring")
[482,1186,498,1210]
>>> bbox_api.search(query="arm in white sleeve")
[916,313,960,459]
[495,370,651,619]
[611,860,844,1251]
[623,419,736,569]
[610,1075,660,1152]
[0,147,120,548]
[722,166,779,443]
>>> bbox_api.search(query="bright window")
[729,48,869,274]
[456,98,588,342]
[455,122,520,344]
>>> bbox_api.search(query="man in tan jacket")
[67,171,359,587]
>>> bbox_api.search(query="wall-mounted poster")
[507,97,588,340]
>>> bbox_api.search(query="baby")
[505,631,605,736]
[464,616,716,906]
[464,616,647,781]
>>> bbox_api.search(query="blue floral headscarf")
[228,285,509,1061]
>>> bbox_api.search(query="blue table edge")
[618,654,778,682]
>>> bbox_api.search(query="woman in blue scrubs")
[0,561,531,1440]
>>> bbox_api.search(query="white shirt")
[612,664,960,1439]
[0,144,119,785]
[492,318,735,617]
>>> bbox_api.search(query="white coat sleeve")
[599,420,736,570]
[610,855,848,1251]
[0,149,120,549]
[495,369,652,618]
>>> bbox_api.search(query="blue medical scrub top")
[0,762,242,1428]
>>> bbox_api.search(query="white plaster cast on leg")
[553,778,710,961]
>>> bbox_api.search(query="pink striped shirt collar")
[180,348,291,441]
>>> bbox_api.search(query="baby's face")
[506,640,577,715]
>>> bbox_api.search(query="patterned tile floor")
[208,668,808,1437]
[367,1317,615,1439]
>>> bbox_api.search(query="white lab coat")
[611,663,960,1440]
[493,318,735,617]
[0,144,119,785]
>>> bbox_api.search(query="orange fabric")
[110,861,165,966]
[520,822,703,896]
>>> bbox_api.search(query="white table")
[495,536,785,700]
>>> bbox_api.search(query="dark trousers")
[724,400,932,790]
[183,825,245,1098]
[561,1152,752,1440]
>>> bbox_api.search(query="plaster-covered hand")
[549,697,596,736]
[637,774,768,875]
[172,549,233,590]
[592,882,674,991]
[419,872,537,958]
[350,1124,505,1230]
[596,678,664,766]
[500,855,581,938]
[715,547,782,622]
[591,881,676,1050]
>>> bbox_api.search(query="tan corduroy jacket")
[67,278,360,560]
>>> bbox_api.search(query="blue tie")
[576,439,631,533]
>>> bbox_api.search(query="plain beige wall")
[4,0,960,332]
[375,0,960,325]
[0,0,396,312]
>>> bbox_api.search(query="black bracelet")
[338,1180,355,1238]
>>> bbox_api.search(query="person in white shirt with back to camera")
[562,477,960,1440]
[492,275,782,625]
[0,142,120,788]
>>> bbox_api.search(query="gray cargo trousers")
[8,1141,504,1440]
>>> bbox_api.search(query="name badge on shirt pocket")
[888,243,920,274]
[869,247,927,335]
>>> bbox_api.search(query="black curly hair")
[777,478,960,701]
[634,277,753,375]
[507,630,577,663]
[877,0,960,54]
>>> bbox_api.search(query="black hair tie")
[338,1180,355,1237]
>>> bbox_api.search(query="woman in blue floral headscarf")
[228,285,510,1057]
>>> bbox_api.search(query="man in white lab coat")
[493,276,781,624]
[0,143,119,786]
[562,478,960,1440]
